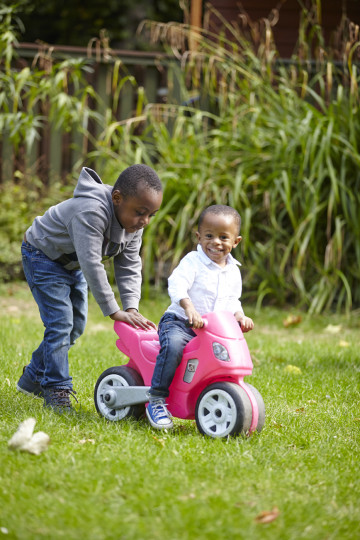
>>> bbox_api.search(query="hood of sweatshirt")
[73,167,112,201]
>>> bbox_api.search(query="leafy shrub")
[100,4,360,313]
[0,177,73,281]
[1,2,360,313]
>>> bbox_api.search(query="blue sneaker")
[146,398,173,430]
[17,366,43,398]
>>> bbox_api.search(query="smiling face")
[196,213,242,267]
[112,181,163,233]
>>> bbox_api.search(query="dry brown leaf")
[152,435,166,447]
[283,314,302,328]
[324,324,341,334]
[255,506,280,524]
[8,418,50,455]
[78,439,95,445]
[284,364,302,375]
[178,493,196,501]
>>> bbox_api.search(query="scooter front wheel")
[94,366,145,421]
[244,382,265,432]
[195,382,252,438]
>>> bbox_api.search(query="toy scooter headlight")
[212,342,230,361]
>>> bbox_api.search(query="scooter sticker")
[183,359,199,383]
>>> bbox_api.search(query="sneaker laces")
[50,388,78,407]
[150,398,171,420]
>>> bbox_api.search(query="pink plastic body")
[114,310,259,432]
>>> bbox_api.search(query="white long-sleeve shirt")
[166,244,245,319]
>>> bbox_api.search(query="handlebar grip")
[185,319,207,328]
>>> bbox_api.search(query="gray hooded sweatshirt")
[25,167,143,316]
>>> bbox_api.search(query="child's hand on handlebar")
[235,313,254,333]
[180,298,204,328]
[185,307,204,329]
[110,309,157,330]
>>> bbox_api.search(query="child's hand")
[180,298,204,328]
[110,309,157,330]
[184,307,204,329]
[235,313,254,333]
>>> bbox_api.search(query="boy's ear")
[195,231,200,241]
[233,235,242,248]
[112,190,123,204]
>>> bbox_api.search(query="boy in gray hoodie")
[17,165,163,412]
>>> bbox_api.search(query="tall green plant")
[101,2,360,313]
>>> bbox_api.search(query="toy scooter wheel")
[94,366,144,421]
[195,382,252,438]
[244,383,266,432]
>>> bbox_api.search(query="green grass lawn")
[0,283,359,540]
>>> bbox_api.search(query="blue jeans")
[150,312,196,398]
[21,241,88,389]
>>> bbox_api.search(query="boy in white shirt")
[146,204,254,430]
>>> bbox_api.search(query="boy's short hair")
[113,164,162,198]
[198,205,241,234]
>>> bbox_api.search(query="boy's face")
[196,213,241,267]
[112,182,162,233]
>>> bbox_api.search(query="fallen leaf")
[295,407,305,413]
[271,422,284,429]
[178,493,196,501]
[7,305,19,313]
[255,507,280,524]
[21,432,51,455]
[8,418,50,455]
[283,314,302,327]
[78,439,95,445]
[8,418,36,449]
[284,364,302,375]
[324,324,341,334]
[152,435,166,447]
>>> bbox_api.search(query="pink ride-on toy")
[94,310,265,438]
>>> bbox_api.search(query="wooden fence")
[0,43,179,184]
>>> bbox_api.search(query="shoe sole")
[16,384,43,398]
[146,407,173,430]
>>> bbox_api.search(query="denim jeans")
[21,241,88,389]
[150,312,196,398]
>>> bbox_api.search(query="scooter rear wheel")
[195,382,252,438]
[94,366,145,421]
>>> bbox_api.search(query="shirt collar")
[197,244,241,267]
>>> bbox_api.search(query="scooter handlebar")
[185,318,208,329]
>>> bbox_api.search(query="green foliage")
[100,5,360,313]
[1,2,360,313]
[0,177,73,281]
[0,284,359,539]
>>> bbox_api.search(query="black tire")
[244,382,266,432]
[195,382,253,438]
[94,366,145,421]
